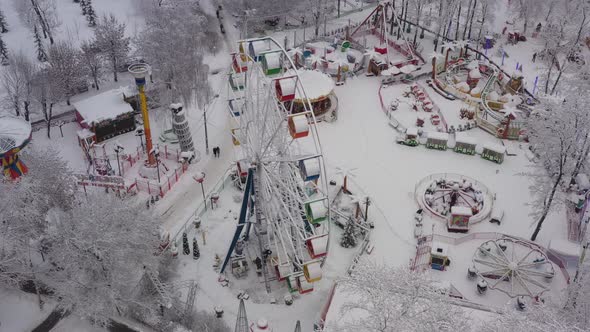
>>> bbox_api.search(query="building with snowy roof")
[73,89,136,142]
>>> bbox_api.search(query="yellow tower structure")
[129,63,156,166]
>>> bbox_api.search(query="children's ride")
[0,116,32,179]
[472,238,555,298]
[222,37,330,295]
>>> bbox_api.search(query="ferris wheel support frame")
[221,37,332,294]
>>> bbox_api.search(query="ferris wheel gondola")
[221,37,330,294]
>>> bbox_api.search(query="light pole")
[114,144,124,177]
[152,146,161,183]
[203,88,212,155]
[135,128,145,154]
[193,172,207,210]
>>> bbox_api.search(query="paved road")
[31,110,77,132]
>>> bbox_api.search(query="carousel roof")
[285,69,335,101]
[0,115,32,156]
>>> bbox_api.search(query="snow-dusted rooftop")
[427,131,449,141]
[451,206,473,216]
[455,133,477,146]
[483,143,506,154]
[0,116,32,155]
[73,89,134,125]
[285,69,335,101]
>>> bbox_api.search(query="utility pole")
[193,172,207,211]
[203,89,210,155]
[364,196,371,221]
[338,0,341,18]
[114,145,124,176]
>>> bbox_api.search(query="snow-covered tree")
[27,0,59,45]
[308,0,335,37]
[85,0,97,27]
[333,261,469,331]
[545,3,588,95]
[524,93,590,241]
[0,8,9,33]
[79,40,103,90]
[80,0,87,15]
[511,0,539,34]
[340,220,357,248]
[46,41,85,106]
[563,248,590,327]
[481,303,582,332]
[32,66,59,138]
[0,146,76,307]
[137,2,214,107]
[1,52,37,121]
[41,193,162,326]
[2,53,27,117]
[94,14,129,82]
[0,34,9,65]
[33,24,47,62]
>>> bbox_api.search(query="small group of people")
[212,146,221,158]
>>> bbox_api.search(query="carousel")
[0,116,32,179]
[277,69,338,120]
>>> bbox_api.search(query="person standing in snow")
[532,52,537,63]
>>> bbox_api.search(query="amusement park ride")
[221,37,330,295]
[129,63,158,169]
[0,116,32,180]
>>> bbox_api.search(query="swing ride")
[0,115,32,179]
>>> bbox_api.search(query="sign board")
[74,174,125,189]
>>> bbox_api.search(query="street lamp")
[193,172,207,210]
[151,146,161,183]
[135,128,145,154]
[114,143,124,177]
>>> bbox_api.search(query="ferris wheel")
[472,238,555,298]
[220,37,330,294]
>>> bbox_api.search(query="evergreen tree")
[94,14,130,82]
[340,220,357,248]
[80,0,87,16]
[0,35,9,66]
[182,232,190,255]
[192,236,200,260]
[85,0,97,27]
[33,25,47,62]
[0,9,9,33]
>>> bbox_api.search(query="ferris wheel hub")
[508,262,518,271]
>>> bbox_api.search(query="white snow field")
[0,0,582,331]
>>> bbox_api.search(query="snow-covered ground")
[0,0,143,60]
[0,288,55,332]
[1,0,580,330]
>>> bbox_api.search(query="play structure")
[472,238,555,298]
[430,242,450,271]
[432,53,530,141]
[417,174,494,231]
[348,2,423,70]
[0,116,32,179]
[170,103,195,154]
[222,37,330,295]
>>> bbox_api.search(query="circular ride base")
[414,173,494,224]
[473,237,556,299]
